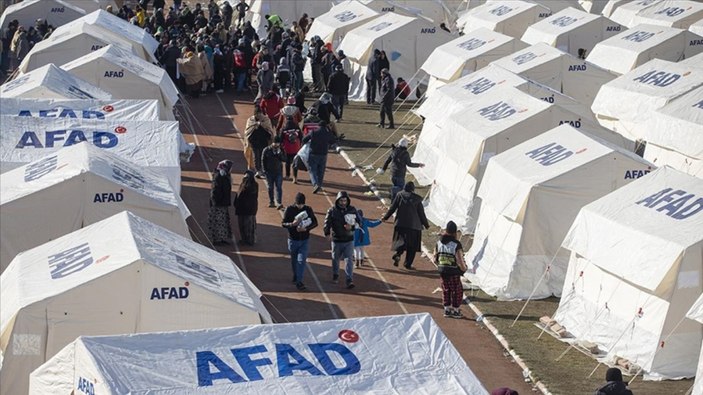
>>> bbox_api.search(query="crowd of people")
[0,2,637,392]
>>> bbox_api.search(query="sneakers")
[451,310,464,319]
[292,178,298,184]
[332,274,339,284]
[296,282,307,291]
[346,280,355,289]
[376,123,384,128]
[277,204,284,210]
[444,308,464,319]
[313,185,322,194]
[392,254,400,267]
[443,308,453,318]
[268,201,275,208]
[355,259,361,268]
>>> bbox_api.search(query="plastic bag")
[293,142,310,171]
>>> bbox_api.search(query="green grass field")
[334,99,694,395]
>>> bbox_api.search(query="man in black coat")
[302,121,336,194]
[159,39,181,84]
[378,68,395,129]
[282,192,318,290]
[324,191,360,289]
[382,182,430,270]
[365,49,380,104]
[327,64,350,120]
[595,368,634,395]
[261,136,286,208]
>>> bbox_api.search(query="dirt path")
[178,91,535,394]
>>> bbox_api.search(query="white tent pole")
[627,314,688,385]
[510,265,550,328]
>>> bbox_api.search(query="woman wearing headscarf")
[256,61,274,101]
[234,170,259,245]
[208,160,234,246]
[382,181,430,270]
[177,48,205,98]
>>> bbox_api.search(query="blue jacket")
[354,218,382,247]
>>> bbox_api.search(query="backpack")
[233,49,246,68]
[283,127,299,145]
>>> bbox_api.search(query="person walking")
[282,192,318,291]
[365,49,380,104]
[382,182,430,270]
[280,115,303,183]
[244,105,274,177]
[433,221,468,319]
[233,170,259,245]
[324,191,360,289]
[595,368,634,395]
[302,120,336,194]
[327,64,350,121]
[235,0,249,27]
[377,50,390,95]
[208,160,234,245]
[377,137,424,201]
[261,135,286,209]
[256,61,273,101]
[353,210,382,268]
[377,68,395,129]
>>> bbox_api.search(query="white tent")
[681,50,703,65]
[610,0,664,27]
[586,23,703,75]
[305,1,380,48]
[0,98,163,121]
[29,313,487,395]
[411,64,614,186]
[60,45,179,119]
[601,0,636,18]
[0,116,185,192]
[591,58,703,139]
[465,125,653,300]
[685,295,703,395]
[553,166,703,380]
[521,7,625,58]
[247,0,336,37]
[0,0,86,31]
[62,0,118,13]
[578,0,610,15]
[0,211,272,395]
[18,22,141,74]
[456,0,552,39]
[73,10,160,63]
[634,86,703,177]
[421,27,527,95]
[492,42,618,105]
[0,64,111,100]
[421,86,628,230]
[338,12,453,101]
[0,143,191,273]
[362,0,464,26]
[690,17,703,35]
[631,0,703,28]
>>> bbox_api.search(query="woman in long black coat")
[208,160,234,245]
[234,170,259,245]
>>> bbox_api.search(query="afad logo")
[93,188,124,203]
[477,101,526,121]
[76,377,95,395]
[196,329,362,386]
[104,70,124,78]
[635,187,703,220]
[550,15,581,28]
[559,118,582,128]
[568,64,587,72]
[51,7,64,12]
[48,242,109,280]
[15,126,126,149]
[624,168,650,179]
[632,70,686,87]
[462,77,505,95]
[17,108,108,119]
[622,30,660,43]
[24,154,58,182]
[420,27,436,34]
[524,142,575,166]
[150,282,190,300]
[512,51,544,66]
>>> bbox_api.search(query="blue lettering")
[655,6,685,17]
[635,188,703,220]
[309,343,361,376]
[82,110,105,119]
[196,351,246,386]
[232,345,273,381]
[104,71,124,78]
[90,44,103,51]
[93,131,118,148]
[568,64,587,71]
[420,27,436,34]
[632,70,681,87]
[174,254,220,285]
[636,187,672,207]
[16,131,43,148]
[606,25,621,32]
[513,52,537,65]
[24,155,58,182]
[333,10,356,23]
[18,110,31,116]
[276,344,324,377]
[65,130,88,146]
[462,77,495,95]
[490,5,513,16]
[51,7,64,12]
[58,109,78,118]
[624,169,650,179]
[623,31,655,42]
[149,286,189,299]
[48,242,93,279]
[550,16,578,28]
[368,22,392,31]
[478,101,517,121]
[694,99,703,109]
[525,142,573,165]
[671,197,703,220]
[559,119,582,128]
[691,39,703,46]
[458,38,486,51]
[76,377,94,395]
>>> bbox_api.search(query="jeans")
[332,94,345,119]
[235,71,247,91]
[331,240,354,282]
[293,70,303,93]
[265,172,283,204]
[380,100,394,127]
[308,153,327,188]
[366,78,377,103]
[391,176,404,201]
[288,238,309,283]
[253,145,265,172]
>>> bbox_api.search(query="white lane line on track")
[214,93,339,319]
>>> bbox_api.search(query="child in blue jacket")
[353,210,382,268]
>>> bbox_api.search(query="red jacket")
[261,93,284,121]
